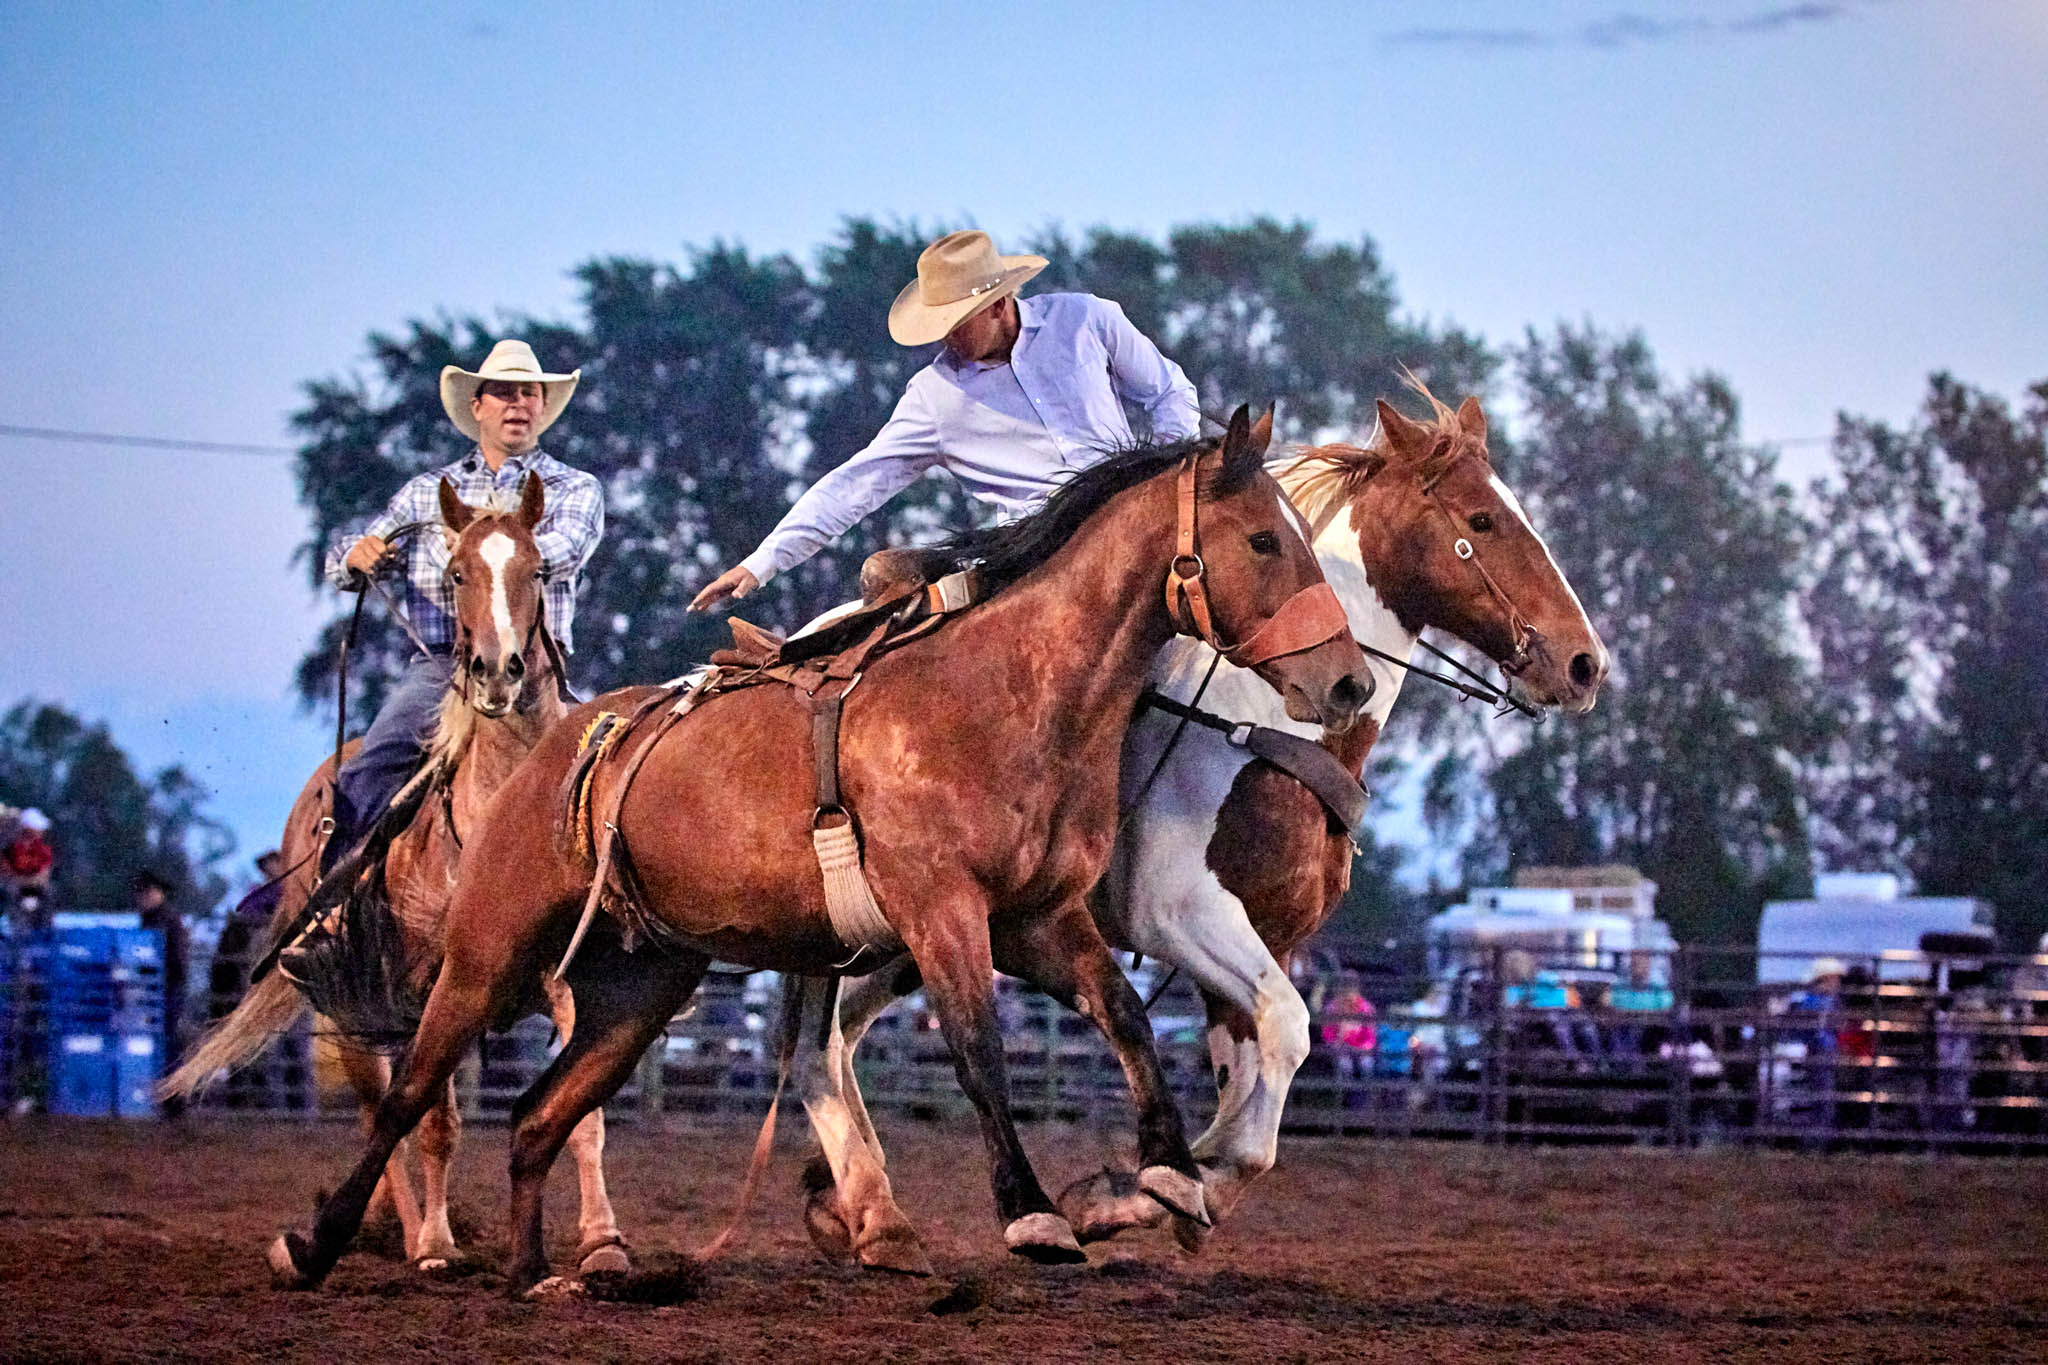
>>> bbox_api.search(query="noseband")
[1162,454,1351,669]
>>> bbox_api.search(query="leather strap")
[1164,456,1218,643]
[1240,725,1370,842]
[1222,581,1351,669]
[812,693,845,811]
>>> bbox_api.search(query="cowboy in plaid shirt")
[320,339,602,870]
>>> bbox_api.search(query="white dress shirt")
[739,292,1200,585]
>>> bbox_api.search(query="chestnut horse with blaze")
[165,476,635,1277]
[266,408,1373,1294]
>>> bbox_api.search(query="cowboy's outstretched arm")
[694,382,942,610]
[1097,298,1199,443]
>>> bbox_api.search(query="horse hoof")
[1058,1167,1167,1244]
[855,1225,934,1277]
[415,1256,453,1275]
[1004,1212,1086,1265]
[803,1191,857,1264]
[577,1241,632,1276]
[522,1275,586,1302]
[267,1233,316,1290]
[1137,1165,1210,1228]
[1171,1212,1213,1254]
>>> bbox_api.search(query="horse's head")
[437,473,548,719]
[1172,407,1376,731]
[1285,389,1607,713]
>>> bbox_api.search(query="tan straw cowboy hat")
[887,231,1049,346]
[439,339,581,441]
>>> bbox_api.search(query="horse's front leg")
[541,974,630,1275]
[1063,877,1310,1248]
[897,890,1083,1264]
[793,971,931,1275]
[991,897,1208,1237]
[411,1077,462,1269]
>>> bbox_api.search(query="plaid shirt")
[325,448,604,653]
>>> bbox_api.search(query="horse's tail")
[157,969,306,1101]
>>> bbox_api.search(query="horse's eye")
[449,570,464,585]
[1467,512,1494,534]
[1248,531,1282,556]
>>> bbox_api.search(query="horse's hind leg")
[794,972,931,1276]
[540,973,629,1276]
[990,898,1207,1235]
[506,940,708,1299]
[800,958,926,1267]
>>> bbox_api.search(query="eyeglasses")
[477,383,544,404]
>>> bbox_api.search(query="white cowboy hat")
[887,230,1049,346]
[439,339,581,442]
[1805,956,1848,984]
[18,808,48,832]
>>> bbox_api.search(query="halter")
[1163,454,1351,668]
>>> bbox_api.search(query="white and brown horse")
[806,384,1606,1261]
[163,475,633,1276]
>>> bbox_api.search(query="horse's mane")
[920,431,1250,600]
[1272,375,1478,530]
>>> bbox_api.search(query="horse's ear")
[1375,398,1428,457]
[1455,395,1488,444]
[518,471,545,530]
[1215,404,1260,492]
[1249,407,1274,457]
[439,478,474,534]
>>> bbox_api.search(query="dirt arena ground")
[1,1116,2045,1364]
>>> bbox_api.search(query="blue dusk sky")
[0,1,2042,879]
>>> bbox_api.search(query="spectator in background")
[1318,971,1377,1108]
[133,871,188,1119]
[211,850,284,1021]
[4,809,54,932]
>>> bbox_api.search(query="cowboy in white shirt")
[690,230,1200,611]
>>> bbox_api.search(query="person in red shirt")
[4,809,54,931]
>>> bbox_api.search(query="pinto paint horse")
[804,384,1607,1262]
[163,476,634,1277]
[264,409,1375,1296]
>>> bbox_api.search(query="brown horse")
[165,475,632,1276]
[805,384,1609,1258]
[265,408,1374,1295]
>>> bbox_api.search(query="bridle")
[1418,444,1539,677]
[1162,453,1352,669]
[1305,437,1542,688]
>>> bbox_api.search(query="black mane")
[923,432,1228,599]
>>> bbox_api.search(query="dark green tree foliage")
[1808,376,2048,946]
[1476,326,1822,948]
[290,218,1486,720]
[0,701,232,913]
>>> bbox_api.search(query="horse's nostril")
[1570,652,1598,689]
[505,653,524,680]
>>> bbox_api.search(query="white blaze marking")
[1488,473,1590,621]
[478,532,517,650]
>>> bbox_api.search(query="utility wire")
[0,422,294,457]
[0,419,1842,459]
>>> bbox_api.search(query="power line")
[0,418,1839,458]
[0,423,294,457]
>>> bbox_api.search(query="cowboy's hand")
[689,566,759,613]
[343,535,391,582]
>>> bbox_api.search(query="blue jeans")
[332,651,452,847]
